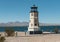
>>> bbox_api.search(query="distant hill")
[0,22,60,27]
[0,22,29,27]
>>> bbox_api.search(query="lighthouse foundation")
[28,28,42,34]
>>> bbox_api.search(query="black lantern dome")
[30,5,38,12]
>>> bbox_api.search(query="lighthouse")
[28,5,42,34]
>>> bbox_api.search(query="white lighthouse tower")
[28,5,41,34]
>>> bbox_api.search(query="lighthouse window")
[35,13,38,17]
[31,14,33,16]
[31,24,33,26]
[35,24,37,26]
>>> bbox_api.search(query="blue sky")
[0,0,60,24]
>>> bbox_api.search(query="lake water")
[0,26,60,32]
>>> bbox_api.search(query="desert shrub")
[54,28,59,34]
[0,37,5,42]
[5,27,15,37]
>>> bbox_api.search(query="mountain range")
[0,22,60,27]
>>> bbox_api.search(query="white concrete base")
[28,27,39,31]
